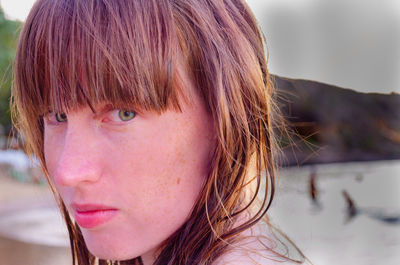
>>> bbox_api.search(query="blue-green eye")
[55,113,68,122]
[118,110,136,121]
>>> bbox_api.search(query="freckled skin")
[44,88,215,262]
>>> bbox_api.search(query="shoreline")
[279,147,400,167]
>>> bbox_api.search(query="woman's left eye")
[118,110,136,121]
[107,109,136,123]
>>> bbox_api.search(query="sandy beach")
[0,165,71,265]
[0,166,51,204]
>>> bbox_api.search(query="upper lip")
[71,203,117,212]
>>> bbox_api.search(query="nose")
[52,124,103,187]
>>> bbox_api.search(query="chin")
[83,233,141,261]
[87,245,138,261]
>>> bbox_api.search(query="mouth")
[71,203,119,229]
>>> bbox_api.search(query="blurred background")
[0,0,399,264]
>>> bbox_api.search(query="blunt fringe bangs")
[15,0,180,116]
[13,0,305,264]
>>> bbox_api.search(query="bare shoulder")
[212,221,306,265]
[213,252,301,265]
[212,242,302,265]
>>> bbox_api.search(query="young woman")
[12,0,306,264]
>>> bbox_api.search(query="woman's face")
[44,78,215,261]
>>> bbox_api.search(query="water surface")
[269,160,400,265]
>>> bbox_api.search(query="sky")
[1,0,399,94]
[246,0,400,94]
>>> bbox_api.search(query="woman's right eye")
[44,112,68,124]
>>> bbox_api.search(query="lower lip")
[74,209,118,229]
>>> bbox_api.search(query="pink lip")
[71,203,118,229]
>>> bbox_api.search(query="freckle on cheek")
[177,178,181,185]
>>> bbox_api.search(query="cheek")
[43,131,75,204]
[111,122,210,220]
[43,131,61,178]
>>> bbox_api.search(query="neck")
[141,249,158,265]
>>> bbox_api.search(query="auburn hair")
[12,0,303,264]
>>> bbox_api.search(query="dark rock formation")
[273,75,400,166]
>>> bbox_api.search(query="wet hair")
[12,0,303,264]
